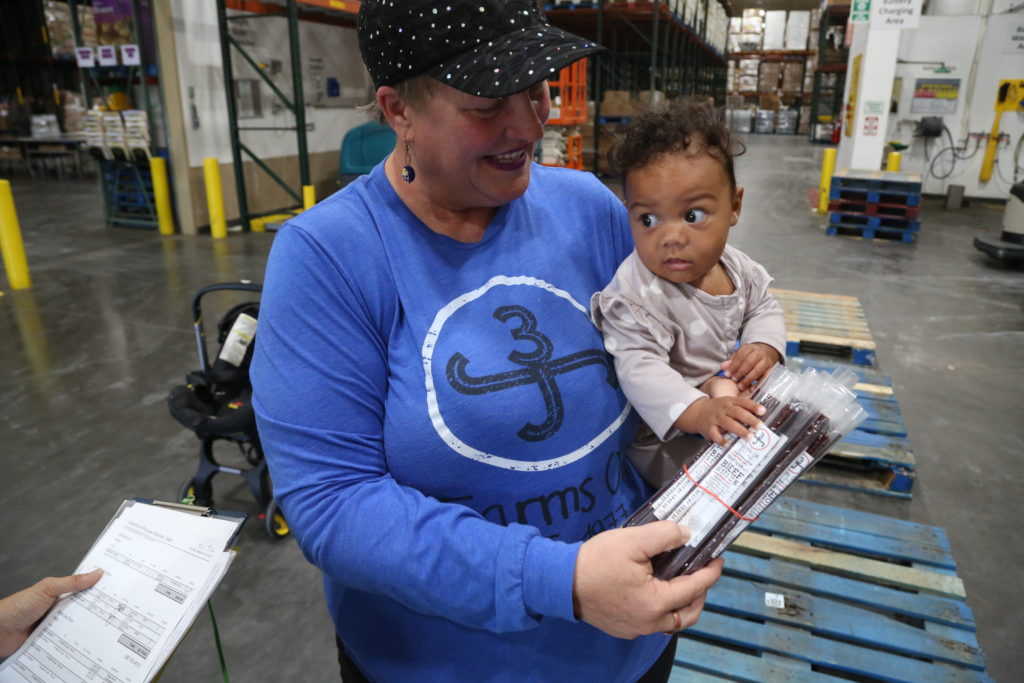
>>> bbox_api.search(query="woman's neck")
[385,154,496,243]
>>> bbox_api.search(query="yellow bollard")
[0,179,32,290]
[818,148,837,215]
[886,151,902,172]
[203,157,228,239]
[303,184,316,211]
[150,157,175,235]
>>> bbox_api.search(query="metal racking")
[545,1,729,175]
[214,0,359,232]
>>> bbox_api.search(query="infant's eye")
[640,213,661,228]
[685,209,708,224]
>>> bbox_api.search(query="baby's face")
[624,150,742,290]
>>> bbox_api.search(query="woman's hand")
[0,569,103,657]
[572,521,723,639]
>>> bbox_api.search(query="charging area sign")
[870,0,921,29]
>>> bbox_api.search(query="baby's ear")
[731,185,745,226]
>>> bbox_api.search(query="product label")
[710,450,813,559]
[218,313,257,367]
[651,442,727,520]
[765,592,786,609]
[669,427,787,547]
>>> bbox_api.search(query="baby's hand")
[676,396,766,446]
[721,343,781,392]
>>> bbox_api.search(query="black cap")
[358,0,603,98]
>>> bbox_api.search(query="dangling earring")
[401,141,416,183]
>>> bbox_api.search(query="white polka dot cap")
[358,0,604,98]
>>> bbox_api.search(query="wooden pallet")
[770,288,877,366]
[672,497,991,682]
[827,222,918,243]
[832,168,923,194]
[787,356,916,497]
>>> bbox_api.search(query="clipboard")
[0,498,247,683]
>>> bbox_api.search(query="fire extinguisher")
[831,118,842,144]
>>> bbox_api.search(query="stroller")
[167,282,289,539]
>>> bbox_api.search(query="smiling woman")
[250,2,724,681]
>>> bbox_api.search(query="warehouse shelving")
[215,0,359,232]
[808,4,849,143]
[545,0,729,175]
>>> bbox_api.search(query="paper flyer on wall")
[0,499,245,683]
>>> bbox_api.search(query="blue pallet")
[786,356,916,496]
[785,339,876,366]
[827,222,917,243]
[829,211,921,232]
[672,497,992,682]
[830,186,922,205]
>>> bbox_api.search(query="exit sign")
[851,0,871,22]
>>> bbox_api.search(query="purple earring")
[402,141,415,183]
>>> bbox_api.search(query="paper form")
[0,502,239,683]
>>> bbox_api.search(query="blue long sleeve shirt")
[251,162,669,681]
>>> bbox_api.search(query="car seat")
[167,282,288,539]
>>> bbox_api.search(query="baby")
[591,97,786,486]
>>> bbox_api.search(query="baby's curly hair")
[608,96,745,194]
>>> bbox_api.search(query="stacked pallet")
[769,288,915,497]
[828,169,922,242]
[671,497,991,681]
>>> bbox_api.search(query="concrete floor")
[1,135,1020,681]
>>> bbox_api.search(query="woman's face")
[403,80,551,212]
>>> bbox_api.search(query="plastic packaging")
[623,364,867,579]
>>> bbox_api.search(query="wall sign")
[97,45,119,66]
[910,78,960,115]
[75,47,96,68]
[870,0,921,30]
[851,0,871,23]
[120,44,141,66]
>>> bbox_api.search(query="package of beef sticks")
[623,364,867,580]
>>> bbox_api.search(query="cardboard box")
[763,11,787,50]
[782,62,804,92]
[785,11,810,50]
[633,90,666,115]
[601,90,633,118]
[759,63,782,92]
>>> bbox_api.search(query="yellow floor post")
[203,157,227,239]
[0,179,32,290]
[886,151,902,172]
[303,184,316,211]
[150,157,175,235]
[818,148,837,215]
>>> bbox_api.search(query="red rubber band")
[682,464,759,523]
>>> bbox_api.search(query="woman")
[251,1,723,680]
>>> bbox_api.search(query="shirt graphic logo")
[447,304,618,442]
[423,275,630,471]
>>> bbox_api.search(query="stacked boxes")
[775,109,798,135]
[785,11,810,50]
[84,110,106,153]
[758,61,782,92]
[44,0,97,57]
[102,111,126,156]
[762,11,787,50]
[737,10,764,51]
[122,110,150,155]
[737,59,759,92]
[827,170,923,242]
